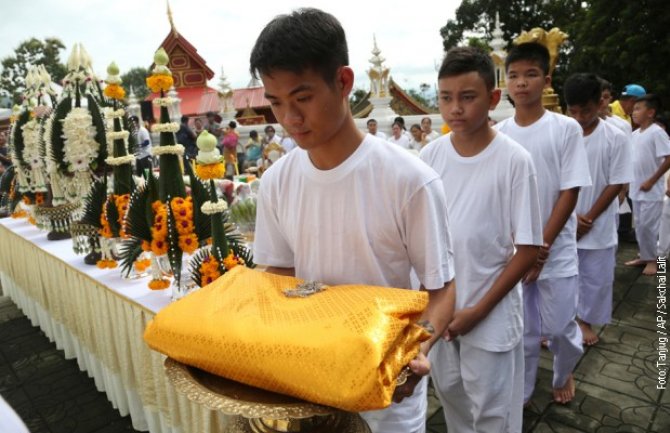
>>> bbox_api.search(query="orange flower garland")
[96,259,118,269]
[146,75,174,93]
[195,162,225,180]
[134,258,151,272]
[99,194,130,238]
[199,255,221,286]
[171,196,199,254]
[104,84,126,100]
[148,278,171,290]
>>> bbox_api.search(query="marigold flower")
[151,239,168,256]
[104,84,126,100]
[134,258,151,272]
[195,162,225,180]
[223,252,239,270]
[178,233,199,254]
[148,278,170,290]
[146,74,174,93]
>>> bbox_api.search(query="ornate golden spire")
[167,0,178,36]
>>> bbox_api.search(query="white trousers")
[577,247,616,325]
[632,200,663,260]
[658,196,670,257]
[360,376,427,433]
[429,338,524,433]
[523,276,583,401]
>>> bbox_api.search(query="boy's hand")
[445,306,483,339]
[392,352,430,403]
[523,263,543,283]
[640,179,654,192]
[576,214,593,240]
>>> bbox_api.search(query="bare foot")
[643,261,658,276]
[578,320,599,346]
[625,258,647,267]
[553,374,576,404]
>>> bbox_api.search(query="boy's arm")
[641,155,670,191]
[525,187,580,283]
[393,281,454,403]
[446,245,538,338]
[577,184,624,239]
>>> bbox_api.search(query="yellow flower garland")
[103,84,126,100]
[195,162,225,180]
[146,74,174,93]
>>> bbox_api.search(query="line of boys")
[249,8,670,433]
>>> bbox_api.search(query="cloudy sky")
[1,0,459,93]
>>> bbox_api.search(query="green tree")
[0,37,67,104]
[568,0,670,109]
[407,88,436,110]
[440,0,581,51]
[349,88,367,109]
[120,67,150,100]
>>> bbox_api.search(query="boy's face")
[262,67,352,152]
[505,60,549,107]
[367,121,378,134]
[567,101,600,133]
[438,71,500,135]
[632,101,654,125]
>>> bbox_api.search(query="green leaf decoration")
[185,162,211,241]
[80,179,107,229]
[11,110,30,167]
[50,96,72,173]
[106,197,121,237]
[118,238,144,278]
[157,105,185,201]
[125,183,152,242]
[165,198,182,282]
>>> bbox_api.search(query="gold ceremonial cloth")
[144,266,430,412]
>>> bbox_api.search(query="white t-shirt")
[495,111,591,280]
[136,127,152,159]
[280,136,297,153]
[605,115,633,138]
[424,130,440,142]
[254,133,454,291]
[420,132,542,351]
[576,120,633,249]
[630,123,670,202]
[371,131,387,140]
[388,134,412,150]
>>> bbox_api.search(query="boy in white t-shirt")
[564,73,633,346]
[625,94,670,275]
[495,43,592,405]
[420,47,542,433]
[249,9,455,433]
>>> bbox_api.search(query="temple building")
[146,5,220,121]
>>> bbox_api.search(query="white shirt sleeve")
[253,180,295,268]
[510,155,544,246]
[560,120,592,190]
[653,128,670,158]
[401,178,454,290]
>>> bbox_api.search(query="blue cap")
[621,84,646,98]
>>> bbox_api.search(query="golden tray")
[165,357,371,432]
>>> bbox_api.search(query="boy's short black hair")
[505,42,550,75]
[598,77,613,93]
[636,94,663,116]
[180,115,189,123]
[250,130,258,139]
[564,73,602,107]
[366,118,377,125]
[264,125,275,133]
[249,8,349,84]
[438,46,495,90]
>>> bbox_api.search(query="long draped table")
[0,217,234,432]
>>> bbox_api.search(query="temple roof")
[352,78,435,118]
[232,87,270,111]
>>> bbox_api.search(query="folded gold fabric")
[144,266,430,412]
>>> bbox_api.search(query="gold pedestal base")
[542,90,562,113]
[164,358,370,433]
